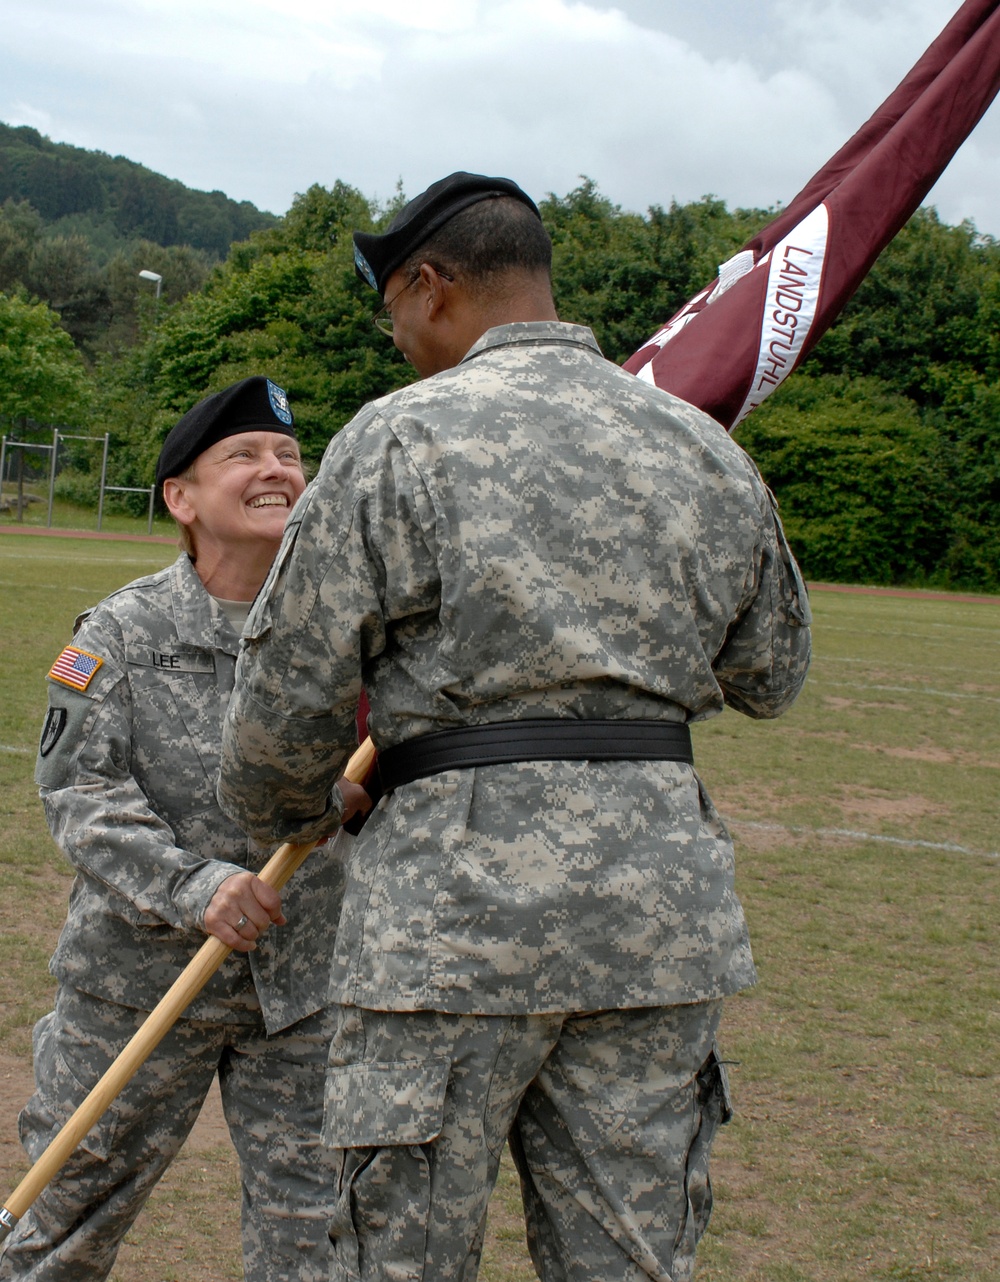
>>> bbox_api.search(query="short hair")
[398,196,552,295]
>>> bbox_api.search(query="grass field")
[1,528,997,1281]
[0,489,179,541]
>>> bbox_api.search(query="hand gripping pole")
[0,736,376,1242]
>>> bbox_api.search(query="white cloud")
[1,0,997,233]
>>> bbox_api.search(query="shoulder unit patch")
[39,707,67,757]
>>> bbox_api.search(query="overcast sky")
[3,0,1000,236]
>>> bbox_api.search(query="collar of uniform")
[459,321,602,366]
[168,553,239,654]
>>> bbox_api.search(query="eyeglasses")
[372,269,454,336]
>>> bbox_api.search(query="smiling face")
[164,430,306,563]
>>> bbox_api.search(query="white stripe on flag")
[733,203,830,427]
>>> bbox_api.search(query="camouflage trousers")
[0,985,337,1282]
[323,999,730,1282]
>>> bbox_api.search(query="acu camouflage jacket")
[36,553,344,1030]
[219,322,811,1015]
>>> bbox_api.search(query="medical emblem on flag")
[48,646,104,692]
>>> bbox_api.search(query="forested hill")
[0,121,277,257]
[0,121,282,355]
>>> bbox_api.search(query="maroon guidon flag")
[623,0,1000,431]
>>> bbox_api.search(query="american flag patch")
[48,646,104,692]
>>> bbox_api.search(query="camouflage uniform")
[219,322,812,1280]
[1,553,345,1282]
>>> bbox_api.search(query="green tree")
[26,233,97,314]
[101,241,214,351]
[544,180,767,362]
[736,374,949,586]
[93,182,414,482]
[805,208,1000,401]
[0,199,46,296]
[0,290,91,424]
[0,198,216,359]
[921,363,1000,590]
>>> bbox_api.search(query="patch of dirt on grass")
[712,782,804,820]
[821,695,911,712]
[885,743,998,768]
[850,740,999,768]
[836,788,952,824]
[728,823,815,856]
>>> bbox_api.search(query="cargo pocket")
[19,1013,122,1166]
[324,1058,451,1281]
[673,1045,734,1275]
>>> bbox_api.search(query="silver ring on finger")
[236,914,249,929]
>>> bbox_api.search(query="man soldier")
[218,175,812,1281]
[1,377,367,1281]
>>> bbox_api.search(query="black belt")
[376,718,693,791]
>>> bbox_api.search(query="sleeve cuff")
[172,860,248,932]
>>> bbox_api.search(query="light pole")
[138,270,163,331]
[138,269,163,299]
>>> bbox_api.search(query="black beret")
[156,377,296,487]
[353,171,541,295]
